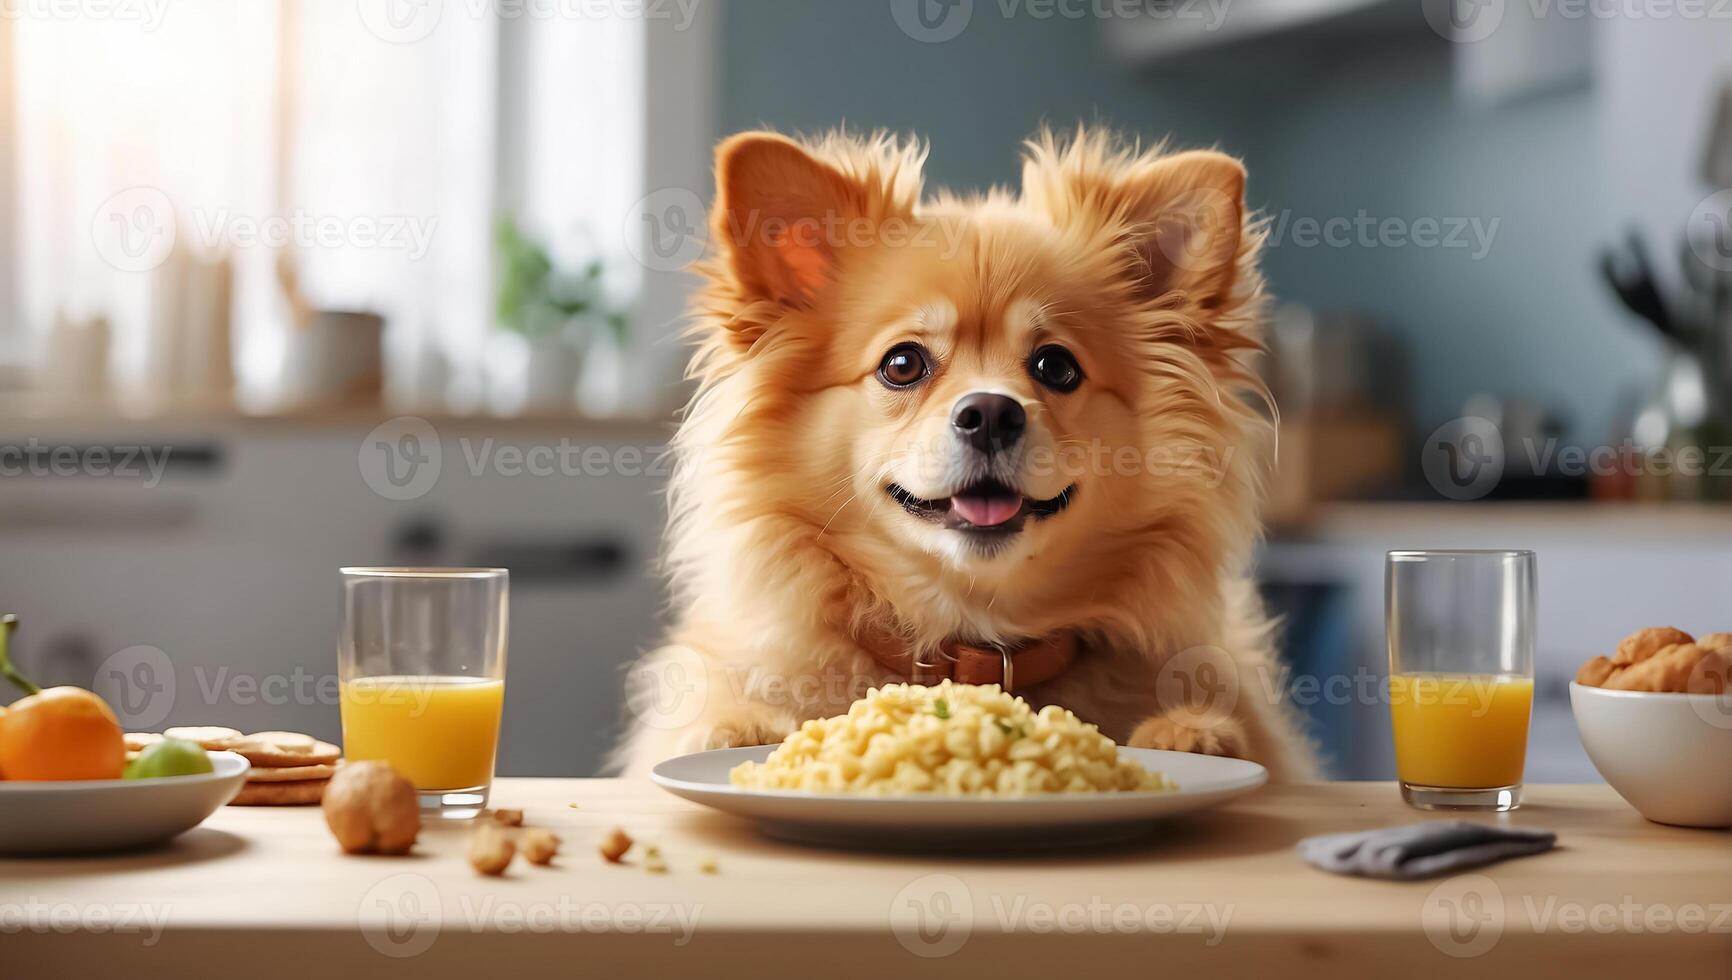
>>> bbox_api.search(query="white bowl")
[0,750,249,855]
[1570,682,1732,828]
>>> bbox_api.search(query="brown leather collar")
[861,631,1080,692]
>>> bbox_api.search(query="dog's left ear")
[1024,144,1246,312]
[712,133,868,308]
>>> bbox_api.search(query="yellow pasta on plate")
[729,681,1171,796]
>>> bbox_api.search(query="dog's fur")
[616,127,1318,781]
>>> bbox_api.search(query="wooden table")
[5,780,1729,978]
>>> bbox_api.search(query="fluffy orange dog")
[617,128,1318,781]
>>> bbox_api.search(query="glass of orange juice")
[339,568,507,819]
[1387,550,1535,812]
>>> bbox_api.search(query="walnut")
[1614,627,1694,666]
[321,760,420,856]
[1575,655,1619,688]
[469,822,515,876]
[490,808,524,827]
[521,827,561,865]
[1606,643,1708,692]
[599,827,633,863]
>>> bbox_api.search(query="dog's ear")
[1024,141,1246,312]
[712,133,868,308]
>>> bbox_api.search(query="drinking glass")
[1386,550,1535,811]
[338,568,508,819]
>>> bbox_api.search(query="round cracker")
[229,735,341,767]
[243,731,317,752]
[247,763,336,783]
[125,732,164,752]
[165,726,242,750]
[229,779,328,806]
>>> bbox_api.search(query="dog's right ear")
[711,133,870,309]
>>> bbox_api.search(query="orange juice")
[340,675,504,790]
[1389,673,1532,788]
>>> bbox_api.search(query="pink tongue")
[952,494,1022,527]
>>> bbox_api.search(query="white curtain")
[10,0,647,406]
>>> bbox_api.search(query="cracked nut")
[521,827,561,865]
[599,827,633,863]
[321,760,420,856]
[470,822,515,876]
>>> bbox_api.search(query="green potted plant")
[490,216,628,414]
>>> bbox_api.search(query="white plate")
[0,751,250,855]
[652,746,1266,849]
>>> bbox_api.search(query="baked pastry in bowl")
[1571,628,1732,828]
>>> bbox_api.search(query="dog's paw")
[1128,708,1248,760]
[689,715,796,753]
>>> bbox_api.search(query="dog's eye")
[877,344,932,389]
[1029,345,1083,393]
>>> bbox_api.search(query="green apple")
[124,738,214,779]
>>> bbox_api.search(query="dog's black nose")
[951,392,1026,454]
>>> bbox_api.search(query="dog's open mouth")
[886,479,1075,532]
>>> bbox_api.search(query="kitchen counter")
[6,779,1728,978]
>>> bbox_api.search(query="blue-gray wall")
[1244,37,1660,445]
[715,3,1670,443]
[717,3,1261,192]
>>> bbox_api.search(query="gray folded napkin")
[1297,821,1557,880]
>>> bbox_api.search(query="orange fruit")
[0,687,125,780]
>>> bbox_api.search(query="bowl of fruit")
[0,616,249,855]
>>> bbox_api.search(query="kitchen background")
[2,0,1730,779]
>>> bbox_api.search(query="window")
[6,1,709,411]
